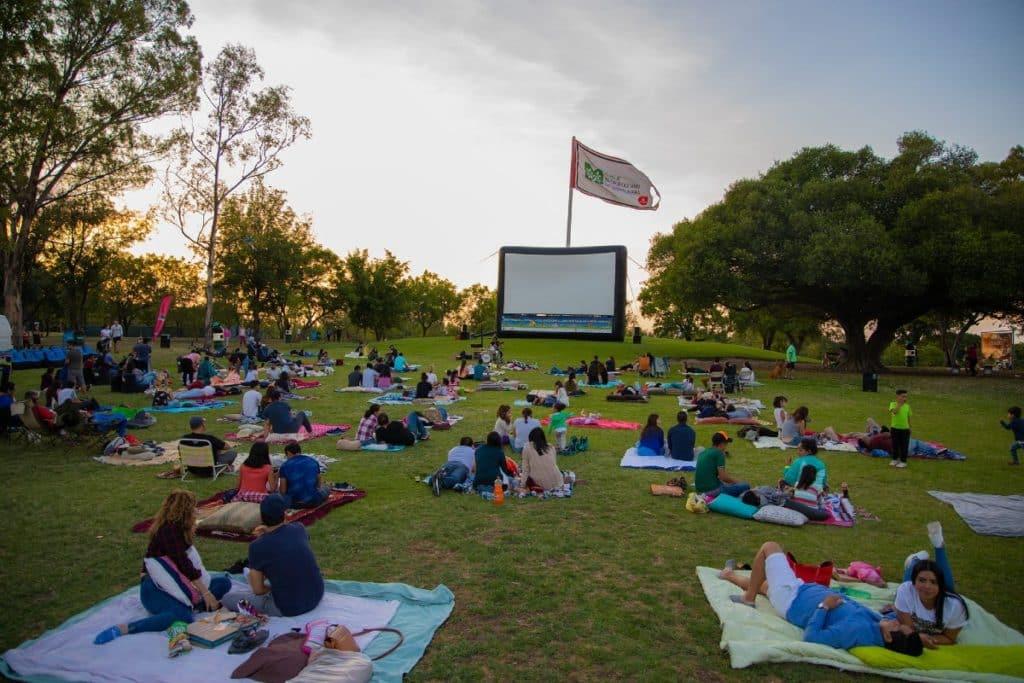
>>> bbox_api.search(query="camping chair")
[708,371,725,393]
[18,402,65,446]
[652,357,669,377]
[178,438,228,481]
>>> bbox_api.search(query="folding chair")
[178,438,228,481]
[708,371,725,393]
[18,403,64,446]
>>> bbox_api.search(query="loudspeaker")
[632,326,641,344]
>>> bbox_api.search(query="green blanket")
[697,566,1024,682]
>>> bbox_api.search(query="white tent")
[0,315,11,350]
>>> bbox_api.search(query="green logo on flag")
[584,161,604,184]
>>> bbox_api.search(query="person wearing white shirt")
[244,367,259,383]
[110,321,124,351]
[494,404,513,445]
[426,366,438,385]
[57,385,78,406]
[429,436,477,495]
[241,381,262,419]
[512,407,542,452]
[361,365,379,389]
[773,395,788,431]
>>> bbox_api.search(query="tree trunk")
[837,316,885,372]
[3,265,24,348]
[761,330,775,350]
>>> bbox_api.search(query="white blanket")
[620,447,696,471]
[929,491,1024,537]
[752,437,857,452]
[3,577,398,683]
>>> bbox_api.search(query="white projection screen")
[496,246,627,340]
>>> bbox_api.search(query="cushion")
[850,644,1024,675]
[650,484,685,497]
[753,504,808,526]
[142,546,210,607]
[336,438,361,451]
[707,494,758,519]
[197,501,262,533]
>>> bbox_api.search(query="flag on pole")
[152,296,173,337]
[571,138,660,210]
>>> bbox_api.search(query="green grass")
[2,335,1023,681]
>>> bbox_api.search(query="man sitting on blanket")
[694,432,749,496]
[278,442,330,509]
[667,411,697,461]
[719,541,923,656]
[262,388,313,437]
[347,364,363,387]
[222,493,325,618]
[182,415,238,469]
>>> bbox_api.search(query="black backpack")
[152,391,170,407]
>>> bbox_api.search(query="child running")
[1000,406,1024,466]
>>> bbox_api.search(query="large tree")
[163,43,310,341]
[407,271,461,336]
[100,252,198,331]
[455,284,498,333]
[334,250,410,341]
[640,133,1024,370]
[1,0,200,345]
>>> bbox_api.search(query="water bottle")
[493,480,504,505]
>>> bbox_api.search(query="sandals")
[228,628,268,654]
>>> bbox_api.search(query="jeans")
[127,575,231,634]
[221,588,284,617]
[438,462,469,489]
[407,412,429,440]
[891,428,911,463]
[181,372,194,386]
[710,482,750,497]
[903,544,955,592]
[287,485,330,509]
[1011,441,1023,464]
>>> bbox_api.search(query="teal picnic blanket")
[697,565,1024,682]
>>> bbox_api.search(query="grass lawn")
[2,335,1023,681]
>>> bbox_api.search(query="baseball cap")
[712,431,733,445]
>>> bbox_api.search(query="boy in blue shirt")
[278,442,329,508]
[721,541,923,656]
[1001,406,1024,466]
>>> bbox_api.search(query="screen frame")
[495,245,627,341]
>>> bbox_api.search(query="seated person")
[587,356,602,385]
[694,432,749,496]
[430,436,476,494]
[739,361,755,385]
[278,442,329,509]
[222,493,325,617]
[361,363,379,389]
[782,438,828,490]
[636,354,651,375]
[236,441,278,501]
[519,427,563,491]
[493,404,513,444]
[262,389,313,436]
[637,413,665,456]
[472,360,489,381]
[374,412,416,446]
[377,365,392,390]
[25,390,58,430]
[895,522,969,647]
[667,411,696,461]
[512,407,541,452]
[717,541,923,655]
[241,380,262,420]
[415,372,433,399]
[347,365,362,387]
[182,415,238,467]
[316,348,330,365]
[393,352,408,372]
[197,355,217,386]
[473,431,513,493]
[679,375,696,394]
[406,410,430,441]
[275,371,292,393]
[605,356,616,372]
[780,406,809,446]
[708,358,724,373]
[564,371,583,396]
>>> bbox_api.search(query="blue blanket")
[147,400,236,414]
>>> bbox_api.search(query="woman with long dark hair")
[519,427,563,491]
[356,404,380,444]
[637,413,665,456]
[896,522,969,647]
[780,406,808,446]
[236,441,278,501]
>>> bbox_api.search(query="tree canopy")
[640,133,1024,370]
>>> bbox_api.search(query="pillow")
[142,546,210,607]
[695,416,728,424]
[197,502,262,533]
[336,438,362,451]
[850,644,1024,675]
[753,504,808,526]
[707,494,758,519]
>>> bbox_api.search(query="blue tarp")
[1,345,97,369]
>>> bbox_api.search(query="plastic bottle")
[493,480,504,505]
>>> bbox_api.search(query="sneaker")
[926,521,944,548]
[236,599,269,625]
[889,460,898,467]
[895,462,907,469]
[431,470,442,497]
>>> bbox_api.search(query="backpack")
[152,391,171,407]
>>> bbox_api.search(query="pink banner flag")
[153,296,173,337]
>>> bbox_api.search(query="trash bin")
[160,333,171,349]
[284,328,293,344]
[212,323,225,353]
[904,343,916,368]
[862,372,878,392]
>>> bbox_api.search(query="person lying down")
[717,541,924,656]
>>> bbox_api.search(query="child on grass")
[1001,406,1024,466]
[548,402,573,452]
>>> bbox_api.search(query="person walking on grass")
[785,342,797,379]
[1001,406,1024,466]
[889,389,912,469]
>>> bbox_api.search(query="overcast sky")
[127,0,1024,300]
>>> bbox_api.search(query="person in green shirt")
[547,402,573,452]
[785,343,798,379]
[473,431,513,493]
[695,432,750,496]
[889,389,912,469]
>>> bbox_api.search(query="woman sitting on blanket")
[235,441,279,502]
[889,522,970,647]
[356,405,380,444]
[565,371,584,396]
[94,490,232,644]
[779,405,809,446]
[637,413,666,456]
[494,404,513,445]
[519,427,564,491]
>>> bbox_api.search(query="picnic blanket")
[361,443,407,452]
[477,381,528,391]
[0,577,454,683]
[696,565,1024,681]
[751,437,859,452]
[132,488,365,542]
[335,386,384,393]
[290,378,321,390]
[578,380,623,389]
[224,423,350,443]
[620,447,696,471]
[147,400,235,414]
[928,491,1024,537]
[541,416,641,430]
[370,394,466,406]
[92,441,182,467]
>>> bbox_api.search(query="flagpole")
[566,137,576,247]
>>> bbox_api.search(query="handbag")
[324,625,404,661]
[786,551,833,586]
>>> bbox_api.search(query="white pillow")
[753,504,808,527]
[143,546,211,606]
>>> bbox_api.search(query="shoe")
[236,599,269,625]
[904,550,929,569]
[895,462,907,469]
[889,460,898,467]
[431,469,442,497]
[927,521,944,548]
[228,629,268,654]
[223,558,248,574]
